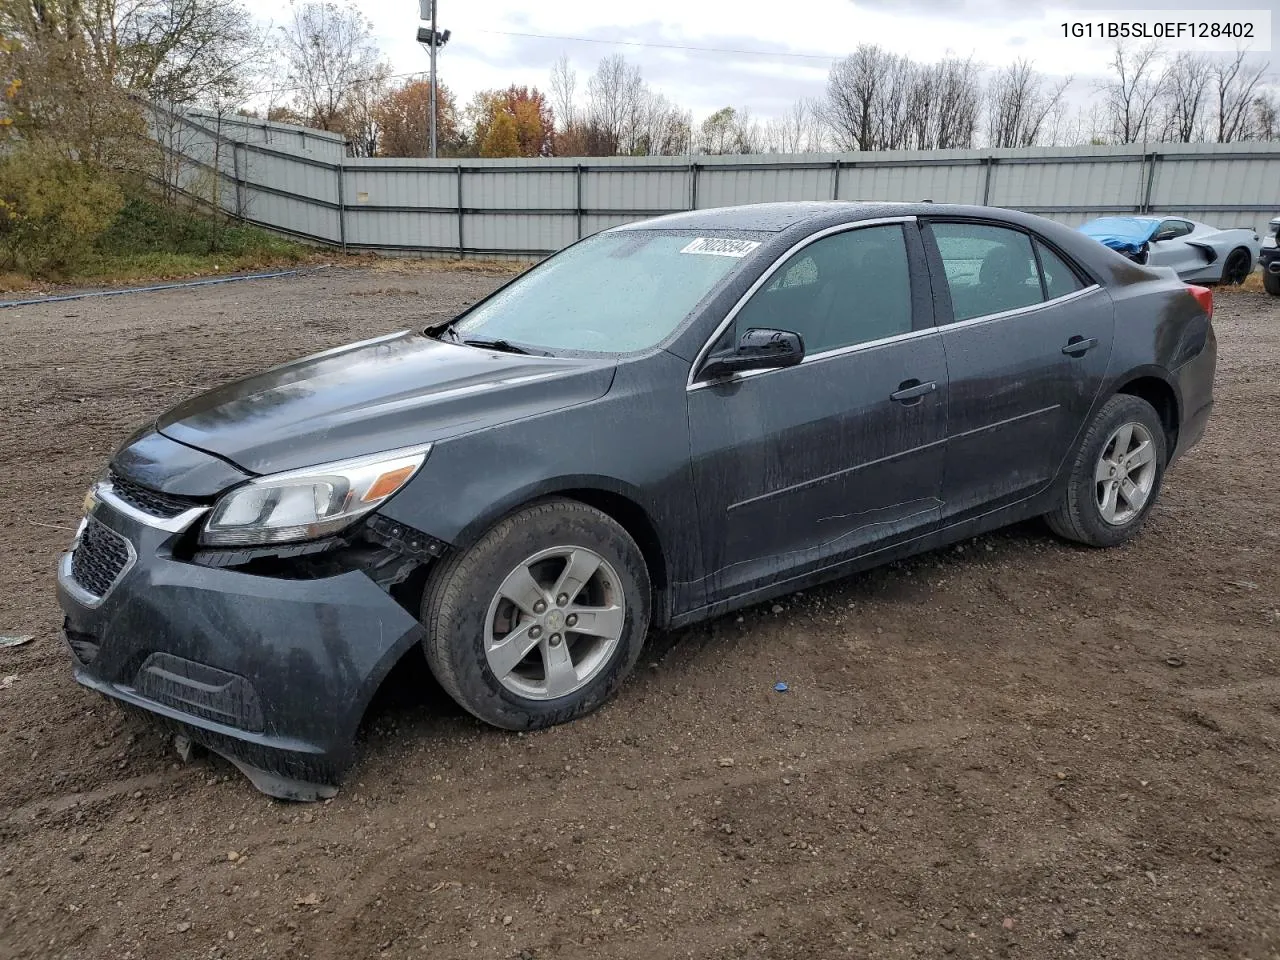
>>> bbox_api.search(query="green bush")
[96,196,301,258]
[0,147,124,273]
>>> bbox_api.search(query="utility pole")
[417,0,450,159]
[428,0,437,157]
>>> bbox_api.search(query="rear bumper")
[1170,324,1217,465]
[56,495,425,799]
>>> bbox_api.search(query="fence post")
[689,162,700,210]
[1143,151,1158,213]
[232,142,246,221]
[336,163,347,252]
[982,156,996,205]
[575,164,584,240]
[831,159,842,201]
[457,164,465,259]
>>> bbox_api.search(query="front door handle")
[890,379,937,404]
[1062,336,1099,357]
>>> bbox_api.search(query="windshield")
[449,231,758,354]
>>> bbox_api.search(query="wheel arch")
[1113,371,1180,461]
[449,477,670,613]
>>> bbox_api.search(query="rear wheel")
[1221,247,1252,285]
[1264,269,1280,297]
[420,498,651,730]
[1046,394,1167,548]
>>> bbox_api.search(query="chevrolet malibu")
[57,202,1217,799]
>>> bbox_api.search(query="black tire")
[1221,247,1252,286]
[420,498,651,730]
[1046,394,1168,548]
[1264,269,1280,297]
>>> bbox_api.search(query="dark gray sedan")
[57,202,1216,799]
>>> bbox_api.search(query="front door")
[924,220,1115,521]
[687,221,949,605]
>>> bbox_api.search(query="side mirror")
[700,327,805,380]
[1153,230,1175,242]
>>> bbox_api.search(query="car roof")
[610,201,957,234]
[609,201,1161,290]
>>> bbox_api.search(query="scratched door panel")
[688,334,948,604]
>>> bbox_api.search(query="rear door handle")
[890,379,937,404]
[1062,336,1099,357]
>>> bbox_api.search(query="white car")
[1079,216,1260,285]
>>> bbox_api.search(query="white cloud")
[255,0,1276,121]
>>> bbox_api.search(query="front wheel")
[1046,394,1168,547]
[420,499,651,730]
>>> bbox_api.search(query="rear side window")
[1036,241,1086,300]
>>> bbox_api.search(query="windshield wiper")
[460,336,532,355]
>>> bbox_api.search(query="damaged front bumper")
[56,482,431,801]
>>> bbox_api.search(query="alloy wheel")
[483,546,626,700]
[1095,421,1157,525]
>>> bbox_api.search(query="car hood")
[155,330,617,475]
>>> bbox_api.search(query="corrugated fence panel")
[696,165,833,206]
[992,158,1146,211]
[159,111,1280,257]
[585,169,688,213]
[466,169,576,211]
[462,212,575,254]
[347,166,457,209]
[839,163,985,204]
[345,209,458,251]
[242,187,341,243]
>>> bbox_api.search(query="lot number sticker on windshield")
[680,237,761,258]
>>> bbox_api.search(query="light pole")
[417,1,450,158]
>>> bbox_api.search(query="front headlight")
[200,444,432,547]
[1263,234,1278,249]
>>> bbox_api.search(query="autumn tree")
[468,85,554,158]
[480,109,519,157]
[372,78,459,157]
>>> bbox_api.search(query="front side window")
[733,224,913,355]
[451,231,756,354]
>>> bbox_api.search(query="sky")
[254,0,1277,123]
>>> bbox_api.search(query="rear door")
[923,220,1115,522]
[687,219,948,604]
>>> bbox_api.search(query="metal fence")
[155,107,1280,260]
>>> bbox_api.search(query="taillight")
[1186,284,1213,320]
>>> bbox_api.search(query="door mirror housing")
[700,327,805,380]
[1153,228,1176,242]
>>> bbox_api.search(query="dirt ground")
[1,261,1278,960]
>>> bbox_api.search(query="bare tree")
[549,53,577,132]
[277,1,385,134]
[1213,50,1269,142]
[585,54,644,154]
[1098,41,1167,143]
[929,56,982,149]
[764,98,825,153]
[822,44,894,151]
[1254,90,1280,141]
[1157,52,1213,142]
[986,59,1072,148]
